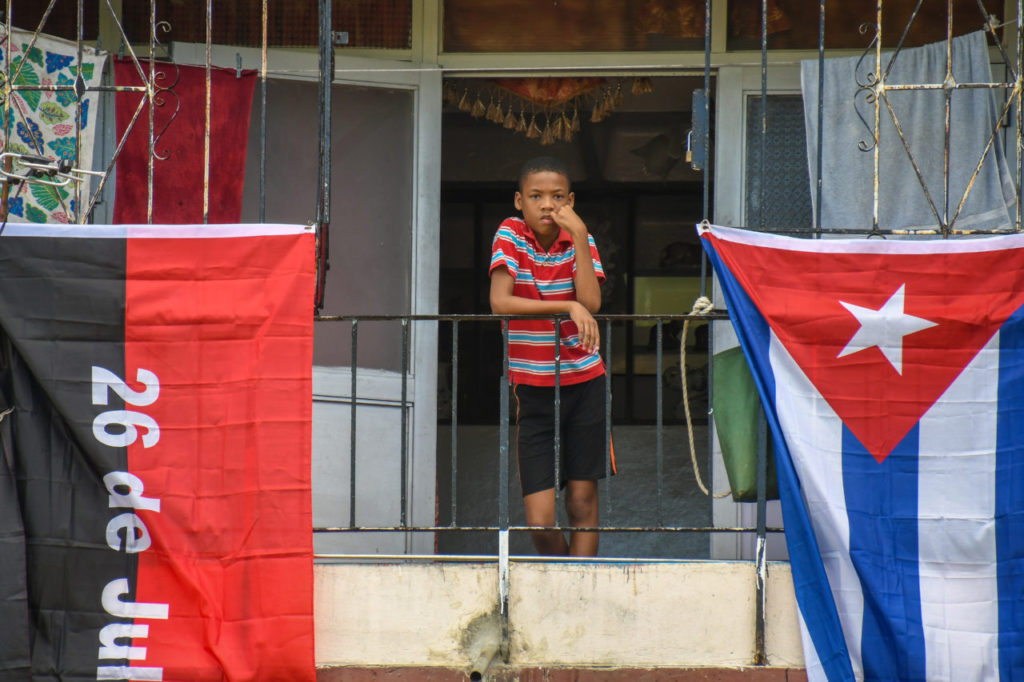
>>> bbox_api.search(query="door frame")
[710,65,801,560]
[175,43,443,554]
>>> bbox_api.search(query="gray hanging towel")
[801,30,1015,233]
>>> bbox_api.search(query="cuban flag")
[700,223,1024,682]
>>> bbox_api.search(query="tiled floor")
[435,424,713,559]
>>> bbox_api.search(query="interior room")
[436,74,717,557]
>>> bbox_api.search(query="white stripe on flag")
[770,332,864,681]
[796,609,827,682]
[917,332,999,681]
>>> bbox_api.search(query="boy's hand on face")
[569,301,600,353]
[551,204,587,240]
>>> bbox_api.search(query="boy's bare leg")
[565,479,599,557]
[523,488,569,555]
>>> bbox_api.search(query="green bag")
[712,345,779,502]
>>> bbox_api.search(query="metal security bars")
[856,2,1020,235]
[312,312,759,538]
[0,0,333,298]
[313,312,780,663]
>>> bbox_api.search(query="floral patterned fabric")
[0,27,107,223]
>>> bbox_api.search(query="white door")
[178,43,442,556]
[309,61,441,556]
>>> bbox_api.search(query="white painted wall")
[314,560,804,670]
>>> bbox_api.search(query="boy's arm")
[551,204,601,313]
[490,267,600,352]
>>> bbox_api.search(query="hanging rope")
[680,295,731,498]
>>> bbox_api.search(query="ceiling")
[441,76,710,186]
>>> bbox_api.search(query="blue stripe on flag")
[842,425,926,681]
[703,240,856,682]
[997,304,1024,678]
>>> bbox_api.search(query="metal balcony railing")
[312,310,784,664]
[310,311,790,540]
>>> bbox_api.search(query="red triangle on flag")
[707,234,1024,461]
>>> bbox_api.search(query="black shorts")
[513,375,616,496]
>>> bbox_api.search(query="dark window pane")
[443,0,704,53]
[6,0,98,41]
[745,95,812,231]
[727,0,1003,50]
[122,0,411,49]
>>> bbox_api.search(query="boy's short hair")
[518,156,571,192]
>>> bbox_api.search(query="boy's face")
[514,171,574,240]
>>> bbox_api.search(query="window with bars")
[744,94,813,231]
[119,0,412,49]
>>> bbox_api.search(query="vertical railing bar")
[203,0,212,224]
[651,321,659,522]
[758,0,767,233]
[755,407,769,665]
[651,319,659,524]
[815,0,825,236]
[1018,0,1023,232]
[701,0,711,225]
[75,0,84,223]
[146,0,155,224]
[942,0,953,237]
[498,321,511,662]
[696,1,718,555]
[320,0,332,225]
[499,321,510,529]
[315,0,333,309]
[553,315,561,516]
[699,0,711,295]
[603,318,612,519]
[400,318,409,528]
[700,0,715,561]
[0,0,11,223]
[0,0,9,222]
[81,0,138,221]
[348,319,360,524]
[754,0,768,666]
[259,0,268,222]
[349,319,358,527]
[872,0,882,233]
[450,320,459,527]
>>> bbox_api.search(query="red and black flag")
[0,224,316,681]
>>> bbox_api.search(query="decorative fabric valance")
[444,76,655,145]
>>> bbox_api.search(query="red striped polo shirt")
[489,216,606,387]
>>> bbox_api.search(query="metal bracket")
[0,153,103,188]
[331,31,349,46]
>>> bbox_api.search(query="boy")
[489,156,615,557]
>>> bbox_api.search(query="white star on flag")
[837,283,938,375]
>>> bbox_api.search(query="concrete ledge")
[315,560,804,671]
[317,666,810,681]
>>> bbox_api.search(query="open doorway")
[436,75,716,558]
